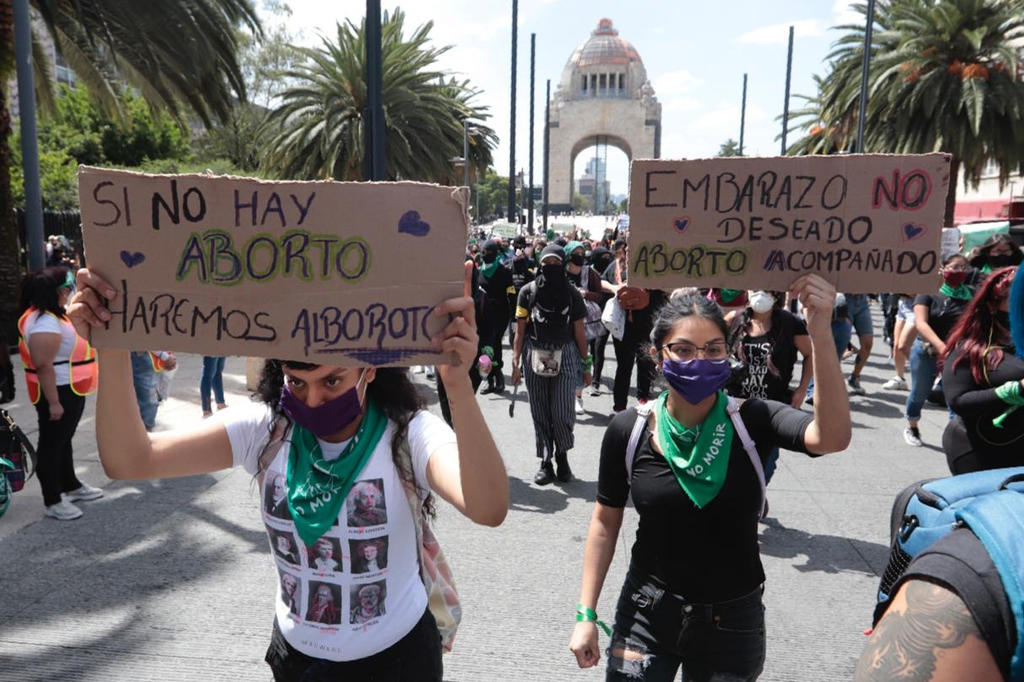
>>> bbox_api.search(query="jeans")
[130,351,159,431]
[200,356,226,412]
[265,608,442,681]
[806,318,852,400]
[906,339,937,421]
[33,385,86,506]
[607,573,766,681]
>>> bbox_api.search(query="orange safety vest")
[18,308,99,404]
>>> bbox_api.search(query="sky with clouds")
[275,1,863,197]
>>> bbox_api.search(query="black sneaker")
[554,451,573,482]
[534,462,556,486]
[847,374,866,395]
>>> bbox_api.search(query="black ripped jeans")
[606,573,766,681]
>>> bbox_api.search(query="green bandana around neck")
[719,288,743,304]
[940,282,973,301]
[286,400,388,546]
[481,258,500,279]
[655,390,734,509]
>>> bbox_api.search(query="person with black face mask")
[569,275,850,679]
[508,236,537,350]
[940,266,1024,473]
[968,233,1023,279]
[903,253,974,447]
[512,245,591,485]
[477,239,515,395]
[587,246,614,396]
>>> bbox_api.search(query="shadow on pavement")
[508,475,597,514]
[758,516,889,577]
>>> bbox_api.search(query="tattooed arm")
[855,579,1002,681]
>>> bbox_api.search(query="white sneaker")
[425,367,436,379]
[45,499,83,520]
[882,376,908,391]
[575,398,585,415]
[66,483,104,502]
[903,426,923,447]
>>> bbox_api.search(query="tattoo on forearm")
[855,581,980,680]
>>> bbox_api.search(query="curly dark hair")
[254,360,435,518]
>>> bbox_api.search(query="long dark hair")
[942,266,1016,384]
[17,266,71,318]
[969,233,1023,269]
[650,293,728,349]
[254,360,434,517]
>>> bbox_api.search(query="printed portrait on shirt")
[269,528,302,566]
[306,536,343,573]
[349,537,389,574]
[350,580,387,624]
[264,472,290,520]
[278,568,302,618]
[307,581,343,625]
[346,479,387,528]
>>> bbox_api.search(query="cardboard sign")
[78,167,469,365]
[627,154,951,294]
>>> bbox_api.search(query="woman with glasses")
[902,253,973,447]
[569,274,851,681]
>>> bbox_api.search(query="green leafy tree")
[717,138,741,157]
[789,0,1024,224]
[475,168,509,219]
[261,8,496,182]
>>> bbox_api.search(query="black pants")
[612,322,655,411]
[607,573,766,681]
[33,384,86,507]
[265,608,442,681]
[590,332,610,384]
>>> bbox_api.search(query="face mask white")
[749,291,775,314]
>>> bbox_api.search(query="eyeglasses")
[660,341,729,362]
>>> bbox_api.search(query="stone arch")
[568,134,633,210]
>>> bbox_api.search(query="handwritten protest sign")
[78,167,468,365]
[627,154,950,294]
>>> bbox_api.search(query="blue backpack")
[876,466,1024,680]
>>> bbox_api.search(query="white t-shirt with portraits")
[220,402,455,662]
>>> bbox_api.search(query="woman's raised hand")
[67,269,117,341]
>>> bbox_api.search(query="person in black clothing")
[857,528,1008,681]
[968,233,1023,278]
[512,245,591,485]
[941,266,1024,474]
[565,241,608,412]
[569,276,851,680]
[587,246,614,396]
[477,240,514,395]
[508,236,536,351]
[904,253,973,447]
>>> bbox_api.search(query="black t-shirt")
[598,398,814,601]
[511,257,536,292]
[876,528,1014,679]
[913,292,970,341]
[730,310,808,402]
[516,281,586,346]
[480,264,514,317]
[942,346,1024,473]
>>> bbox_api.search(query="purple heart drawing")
[120,250,146,268]
[902,223,926,241]
[673,216,691,234]
[398,210,431,237]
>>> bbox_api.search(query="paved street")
[0,305,953,681]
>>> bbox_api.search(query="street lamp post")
[13,0,44,270]
[855,0,877,153]
[507,0,518,223]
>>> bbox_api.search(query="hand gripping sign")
[627,153,951,294]
[79,167,469,365]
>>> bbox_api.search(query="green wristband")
[995,380,1024,406]
[576,604,611,636]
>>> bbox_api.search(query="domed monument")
[547,18,661,212]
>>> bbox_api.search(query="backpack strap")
[726,396,767,519]
[955,490,1024,679]
[624,402,654,481]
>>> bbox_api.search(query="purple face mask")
[279,371,366,438]
[662,358,732,405]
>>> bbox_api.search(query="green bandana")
[286,400,387,546]
[981,264,994,275]
[719,288,743,304]
[940,282,973,301]
[481,258,500,279]
[655,390,734,509]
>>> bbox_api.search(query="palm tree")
[789,0,1024,224]
[261,8,496,183]
[0,0,260,344]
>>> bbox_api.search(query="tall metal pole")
[855,0,877,153]
[13,0,44,271]
[739,73,748,156]
[363,0,387,180]
[543,79,550,233]
[781,26,794,155]
[527,33,536,234]
[507,0,518,223]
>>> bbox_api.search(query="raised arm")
[68,270,233,479]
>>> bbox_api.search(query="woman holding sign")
[569,274,851,681]
[67,268,508,681]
